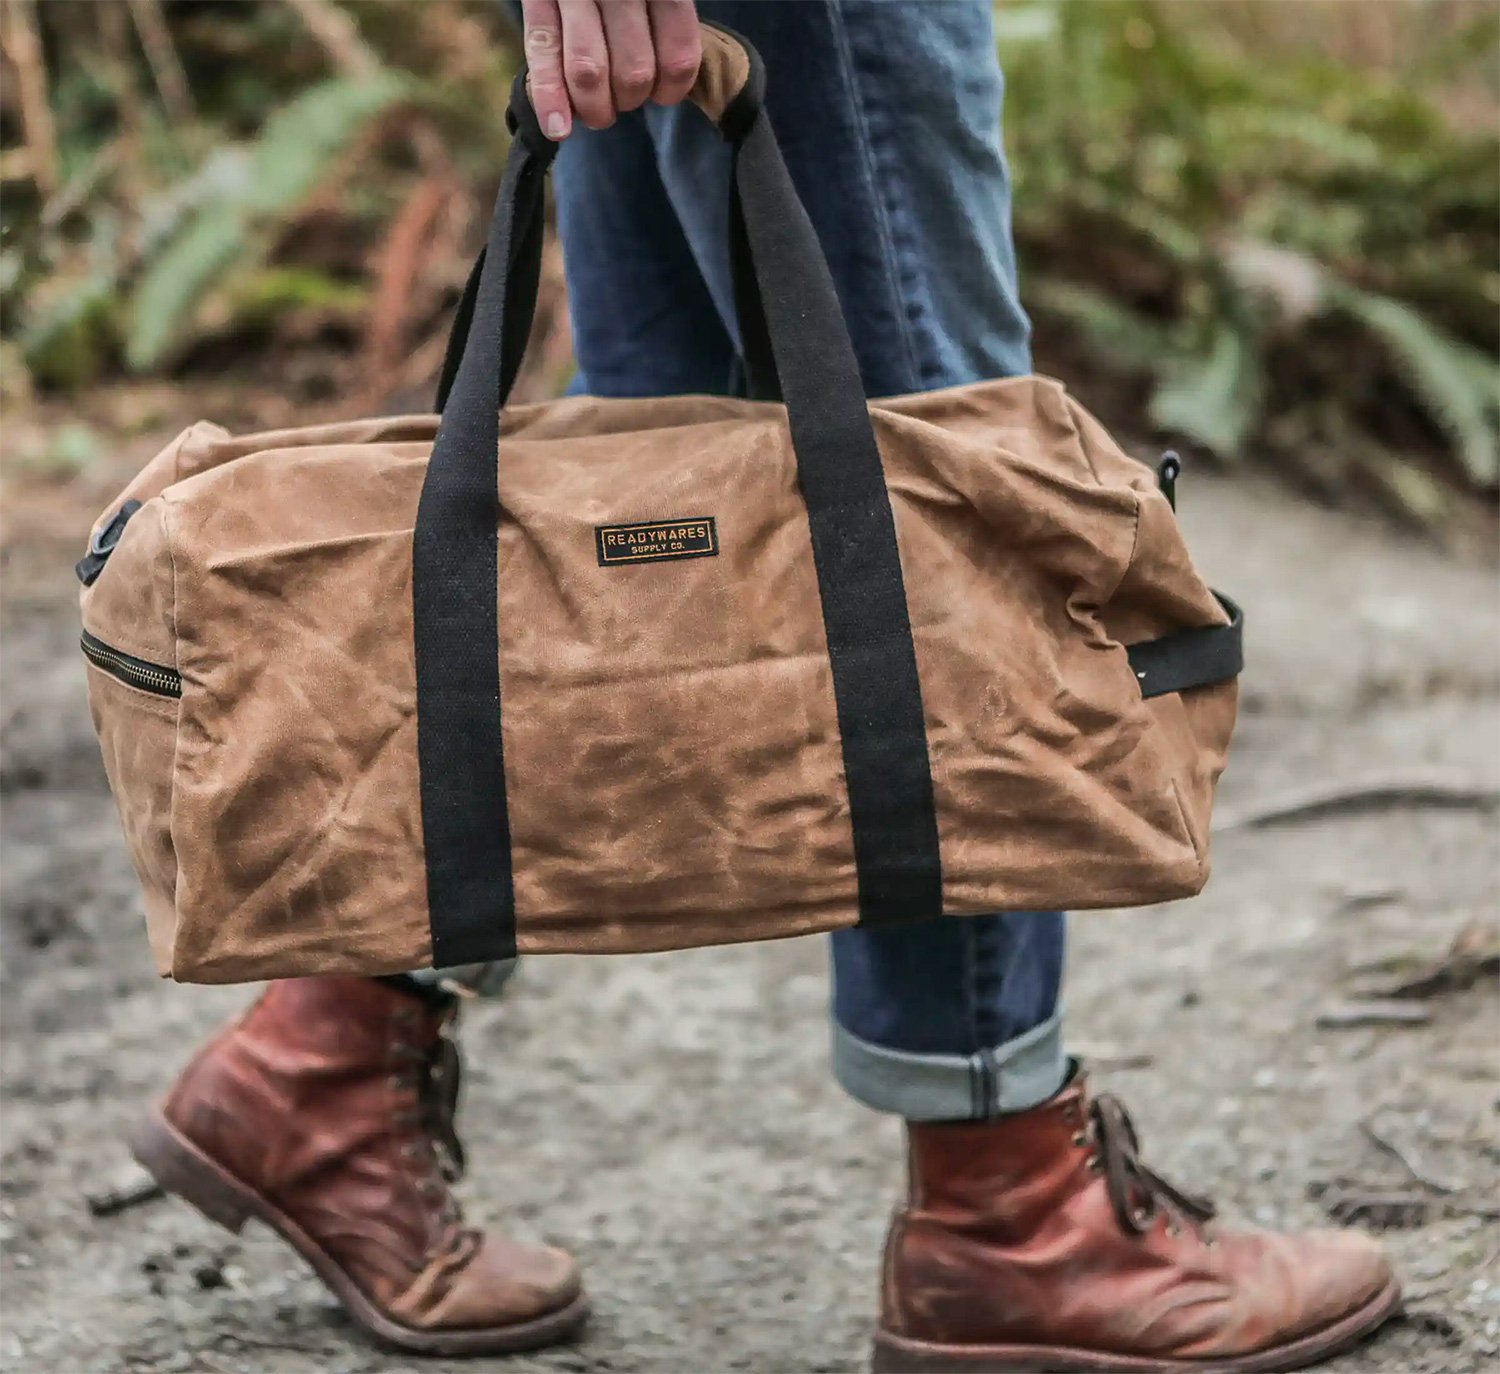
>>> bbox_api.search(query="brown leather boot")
[131,977,586,1356]
[874,1072,1400,1373]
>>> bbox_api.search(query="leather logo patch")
[595,517,718,566]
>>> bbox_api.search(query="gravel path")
[3,454,1496,1373]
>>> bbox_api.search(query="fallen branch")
[1315,1000,1432,1029]
[1321,1189,1431,1230]
[1213,773,1500,833]
[85,1173,164,1218]
[1353,918,1500,1000]
[1358,1111,1461,1195]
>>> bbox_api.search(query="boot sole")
[130,1107,589,1357]
[871,1274,1403,1374]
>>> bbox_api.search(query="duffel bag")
[78,24,1242,984]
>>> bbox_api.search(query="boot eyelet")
[1166,1222,1181,1239]
[1087,1156,1103,1173]
[1071,1132,1088,1148]
[389,1073,409,1090]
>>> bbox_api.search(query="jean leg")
[830,915,1066,1120]
[433,5,1067,1068]
[553,110,739,397]
[675,2,1062,1118]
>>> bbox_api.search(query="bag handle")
[412,23,941,965]
[434,24,772,413]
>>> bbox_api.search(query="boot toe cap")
[395,1234,584,1333]
[1295,1227,1399,1333]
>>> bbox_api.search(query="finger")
[521,0,570,140]
[600,0,655,114]
[647,0,701,107]
[558,0,614,130]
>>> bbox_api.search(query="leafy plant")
[1,0,516,395]
[998,0,1500,521]
[126,73,402,369]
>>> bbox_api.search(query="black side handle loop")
[1128,593,1244,699]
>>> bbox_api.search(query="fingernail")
[545,112,567,140]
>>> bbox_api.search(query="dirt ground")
[1,416,1497,1374]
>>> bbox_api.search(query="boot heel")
[130,1111,254,1235]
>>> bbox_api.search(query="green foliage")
[1150,318,1263,461]
[127,202,248,371]
[126,75,402,369]
[3,0,1494,521]
[2,1,512,398]
[999,0,1500,517]
[1333,285,1498,487]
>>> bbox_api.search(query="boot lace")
[1088,1093,1217,1239]
[395,1019,480,1267]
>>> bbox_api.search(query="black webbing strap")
[727,110,942,923]
[412,78,556,967]
[434,84,551,414]
[414,29,942,961]
[1127,594,1244,700]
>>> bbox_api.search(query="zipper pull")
[1157,451,1182,511]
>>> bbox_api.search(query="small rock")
[192,1259,226,1290]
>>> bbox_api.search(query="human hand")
[520,0,702,140]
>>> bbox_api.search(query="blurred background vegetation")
[1,0,1496,532]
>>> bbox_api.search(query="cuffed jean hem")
[831,1010,1067,1121]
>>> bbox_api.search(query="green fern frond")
[1149,319,1265,460]
[1025,278,1176,371]
[126,76,406,371]
[245,74,407,214]
[1334,284,1500,487]
[127,204,248,371]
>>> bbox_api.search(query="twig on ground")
[1212,774,1500,833]
[1358,1111,1461,1195]
[85,1174,164,1217]
[1316,1000,1432,1029]
[1070,1042,1156,1070]
[1322,1189,1432,1229]
[1353,919,1500,1000]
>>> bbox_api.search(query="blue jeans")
[441,0,1067,1120]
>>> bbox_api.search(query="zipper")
[80,630,182,699]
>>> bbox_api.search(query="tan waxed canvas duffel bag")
[78,25,1242,985]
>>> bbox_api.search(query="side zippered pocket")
[80,630,182,699]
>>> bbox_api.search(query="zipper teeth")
[80,632,182,698]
